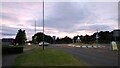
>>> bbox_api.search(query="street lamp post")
[96,29,99,44]
[35,19,36,34]
[34,19,37,45]
[42,0,45,50]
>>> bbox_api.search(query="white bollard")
[93,46,98,48]
[75,46,81,47]
[87,46,93,48]
[82,46,87,48]
[68,44,72,46]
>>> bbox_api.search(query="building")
[113,29,120,44]
[113,29,120,37]
[2,38,14,45]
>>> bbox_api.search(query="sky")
[0,1,119,40]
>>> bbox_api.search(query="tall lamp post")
[42,0,45,50]
[96,29,99,44]
[34,19,37,44]
[35,19,37,34]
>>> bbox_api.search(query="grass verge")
[14,47,87,66]
[72,42,85,46]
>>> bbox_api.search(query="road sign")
[77,37,81,42]
[111,41,118,51]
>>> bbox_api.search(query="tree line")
[14,29,120,45]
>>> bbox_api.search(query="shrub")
[2,46,23,55]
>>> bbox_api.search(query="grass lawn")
[14,47,87,66]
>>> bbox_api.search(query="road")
[51,44,118,66]
[2,44,118,66]
[2,45,36,67]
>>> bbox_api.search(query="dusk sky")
[0,0,119,40]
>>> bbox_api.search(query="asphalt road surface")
[51,44,118,66]
[2,44,118,67]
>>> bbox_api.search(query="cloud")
[2,33,16,36]
[1,2,43,22]
[43,2,117,35]
[1,2,118,40]
[1,25,18,33]
[0,13,19,22]
[88,25,111,31]
[1,25,18,38]
[44,2,92,32]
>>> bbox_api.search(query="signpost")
[77,37,81,42]
[111,41,118,51]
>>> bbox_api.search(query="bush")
[2,46,23,55]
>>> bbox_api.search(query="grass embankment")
[14,47,87,66]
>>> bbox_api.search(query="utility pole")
[34,19,37,45]
[85,23,87,44]
[96,29,99,44]
[53,36,56,44]
[35,19,36,34]
[42,0,45,50]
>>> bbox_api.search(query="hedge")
[2,46,23,55]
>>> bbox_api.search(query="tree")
[63,36,72,43]
[84,34,90,44]
[14,29,27,45]
[32,32,53,44]
[98,31,113,43]
[56,37,60,44]
[55,36,72,44]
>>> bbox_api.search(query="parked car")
[39,41,50,46]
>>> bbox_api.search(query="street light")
[42,0,45,50]
[96,29,99,44]
[34,19,37,45]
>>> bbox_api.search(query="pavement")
[2,45,37,67]
[51,44,118,66]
